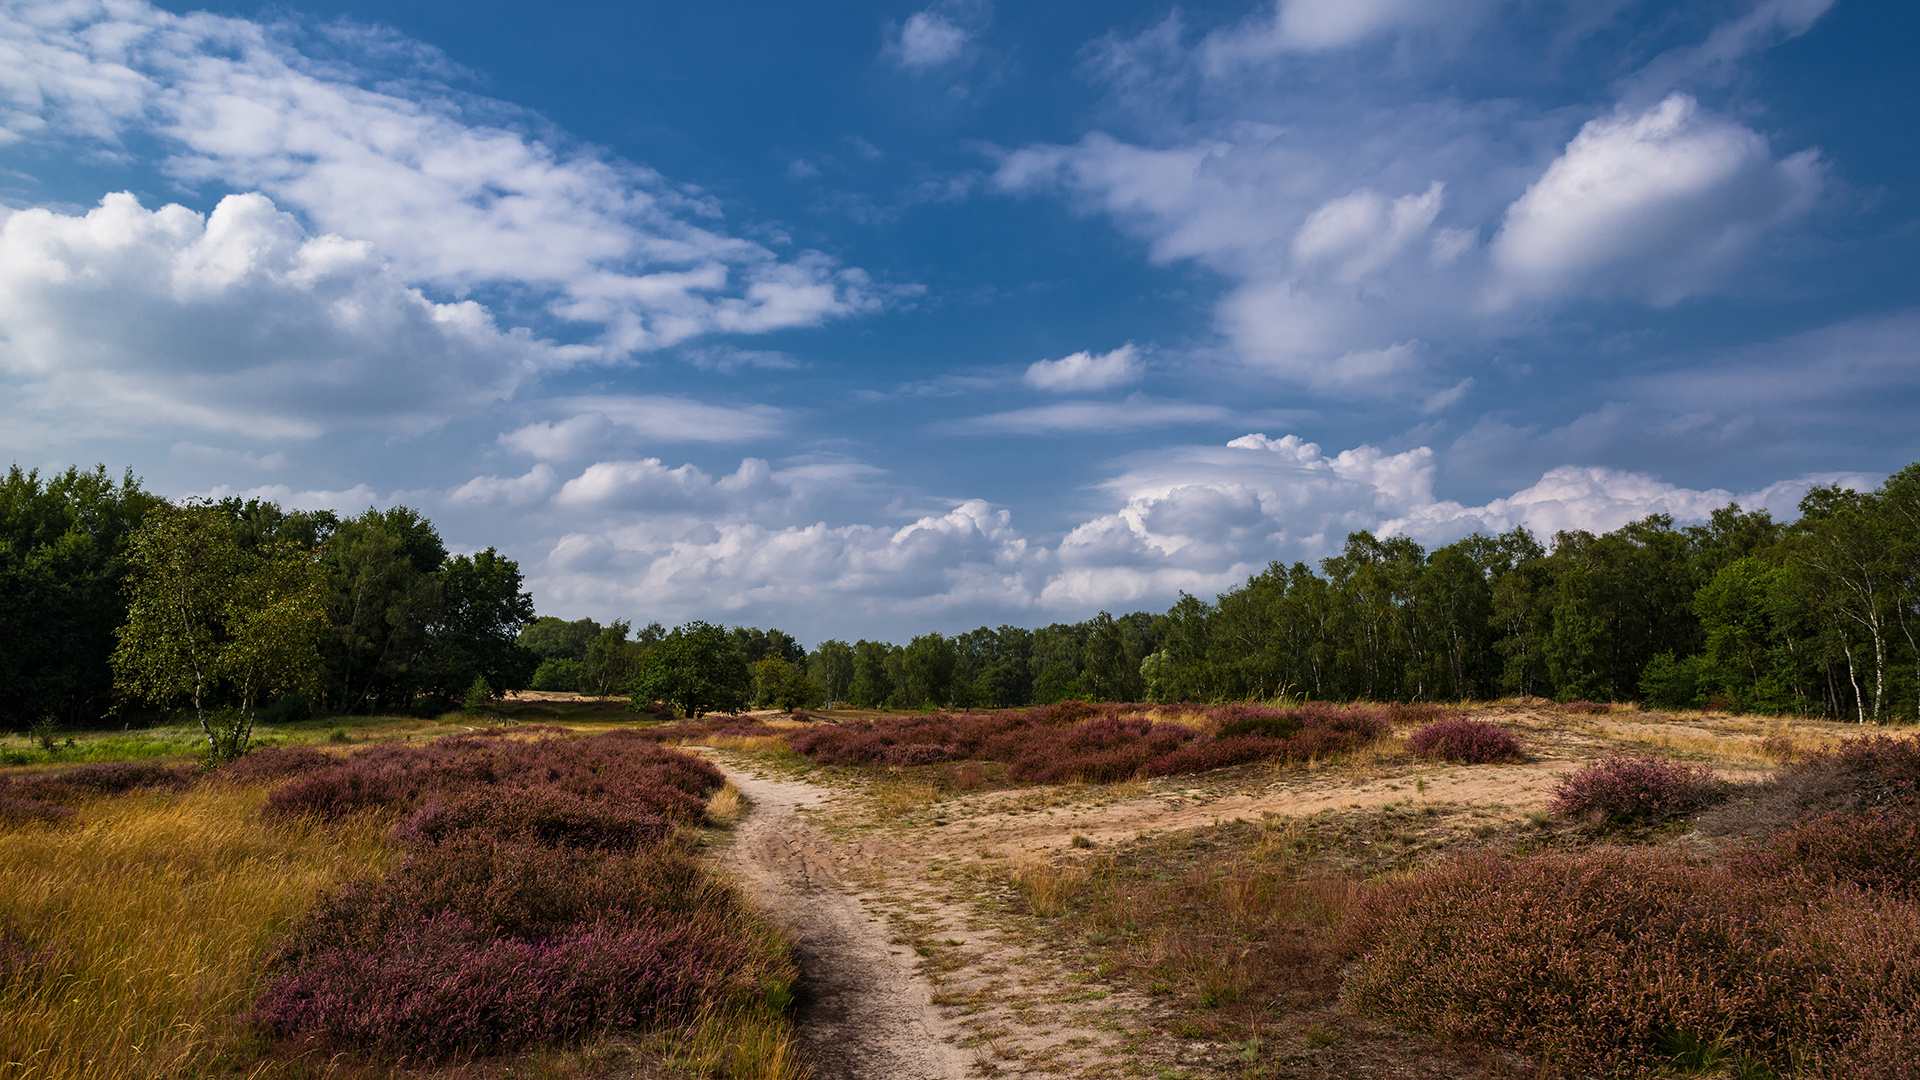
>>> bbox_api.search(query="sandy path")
[713,764,975,1080]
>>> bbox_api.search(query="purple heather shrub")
[6,760,198,805]
[256,909,780,1057]
[1734,808,1920,899]
[1340,847,1920,1079]
[255,734,786,1061]
[263,733,722,825]
[785,702,1392,783]
[1407,719,1524,764]
[1551,754,1729,823]
[881,743,951,767]
[0,795,76,826]
[394,789,671,852]
[1382,702,1450,727]
[213,745,337,786]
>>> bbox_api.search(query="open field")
[3,700,1915,1079]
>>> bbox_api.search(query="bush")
[1550,754,1729,824]
[1557,700,1612,715]
[254,734,789,1060]
[1407,719,1524,764]
[1734,808,1920,899]
[1699,733,1920,840]
[212,745,336,786]
[1341,847,1920,1078]
[5,760,197,805]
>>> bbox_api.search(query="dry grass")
[0,783,393,1080]
[706,782,748,827]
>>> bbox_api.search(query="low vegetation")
[0,730,804,1080]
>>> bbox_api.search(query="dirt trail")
[714,764,975,1080]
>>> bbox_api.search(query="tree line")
[8,461,1920,731]
[1,466,536,739]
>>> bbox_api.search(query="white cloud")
[499,396,788,461]
[1204,0,1503,61]
[1023,343,1142,392]
[1489,94,1822,306]
[1292,183,1444,282]
[941,396,1231,436]
[0,0,883,357]
[894,11,970,69]
[0,191,565,440]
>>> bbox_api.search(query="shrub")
[0,795,76,827]
[1734,809,1920,899]
[393,790,670,852]
[1340,847,1920,1078]
[1216,713,1302,741]
[5,760,197,805]
[1550,754,1729,823]
[1557,700,1611,715]
[882,744,951,767]
[1406,719,1524,764]
[1699,732,1920,840]
[529,657,584,692]
[254,734,790,1061]
[212,745,336,786]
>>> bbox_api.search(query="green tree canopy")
[628,621,750,718]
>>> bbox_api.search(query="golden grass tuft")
[0,783,393,1080]
[706,782,748,827]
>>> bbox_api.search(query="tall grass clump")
[252,732,801,1067]
[785,701,1392,783]
[1406,718,1524,764]
[1341,848,1920,1078]
[0,783,393,1080]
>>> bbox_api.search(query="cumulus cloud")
[995,9,1831,396]
[0,192,565,440]
[894,10,970,69]
[1489,94,1823,305]
[1023,343,1142,392]
[0,0,883,356]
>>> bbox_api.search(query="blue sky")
[2,0,1915,643]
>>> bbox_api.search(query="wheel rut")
[712,763,973,1080]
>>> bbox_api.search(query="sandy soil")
[717,766,977,1080]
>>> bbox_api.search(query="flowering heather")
[5,760,197,804]
[0,794,75,826]
[1341,848,1920,1078]
[263,732,724,825]
[1406,719,1524,764]
[1550,754,1729,823]
[254,734,789,1060]
[212,745,337,786]
[1735,808,1920,899]
[785,701,1391,783]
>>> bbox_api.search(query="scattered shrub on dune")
[1407,718,1524,764]
[1551,754,1728,824]
[1556,700,1611,714]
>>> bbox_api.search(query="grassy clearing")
[0,784,393,1080]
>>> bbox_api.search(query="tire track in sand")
[712,763,973,1080]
